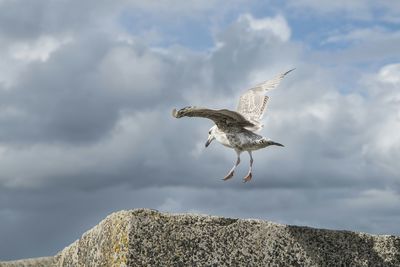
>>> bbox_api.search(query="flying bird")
[172,69,294,182]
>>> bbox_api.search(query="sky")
[1,0,400,261]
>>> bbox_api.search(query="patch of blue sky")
[371,5,400,26]
[118,9,214,50]
[245,2,278,20]
[288,16,396,51]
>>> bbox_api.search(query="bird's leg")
[223,151,241,181]
[243,151,253,183]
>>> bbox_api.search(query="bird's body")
[215,127,271,151]
[212,127,233,148]
[173,69,293,182]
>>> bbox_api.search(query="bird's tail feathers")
[259,139,284,147]
[268,141,284,147]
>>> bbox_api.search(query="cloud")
[9,35,73,62]
[0,0,120,40]
[238,14,291,42]
[359,63,400,178]
[323,27,400,48]
[285,0,400,22]
[378,63,400,84]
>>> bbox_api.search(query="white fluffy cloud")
[9,35,73,62]
[239,14,291,42]
[359,63,400,177]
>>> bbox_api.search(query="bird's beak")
[205,136,215,148]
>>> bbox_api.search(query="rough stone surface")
[1,209,400,266]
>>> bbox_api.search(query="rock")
[1,208,400,266]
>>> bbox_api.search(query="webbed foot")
[222,171,234,181]
[243,172,252,183]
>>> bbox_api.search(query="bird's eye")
[208,131,211,134]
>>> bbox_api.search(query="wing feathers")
[237,69,294,128]
[259,95,269,120]
[172,106,255,130]
[252,68,295,93]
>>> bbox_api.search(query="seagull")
[172,69,294,182]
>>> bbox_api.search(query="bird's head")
[205,125,217,148]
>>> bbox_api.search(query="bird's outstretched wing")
[172,106,255,131]
[237,69,294,131]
